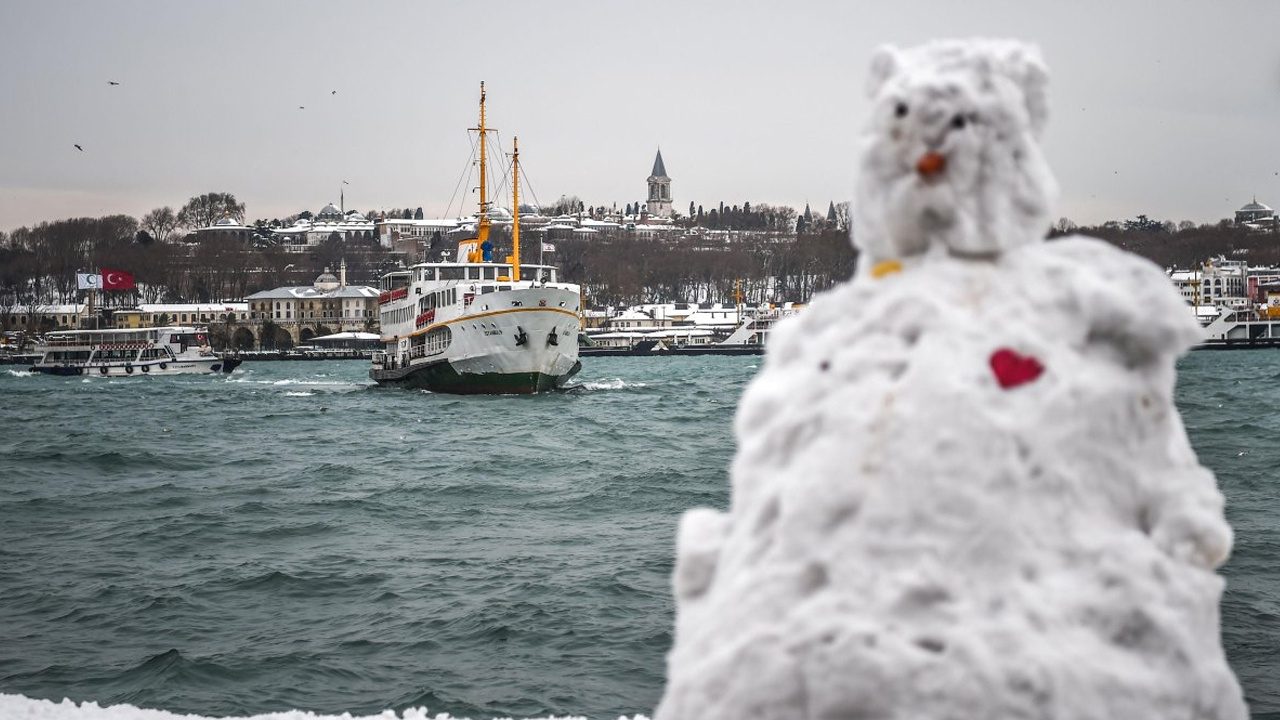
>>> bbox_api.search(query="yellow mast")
[511,137,521,282]
[468,81,492,261]
[734,279,743,325]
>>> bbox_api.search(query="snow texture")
[0,695,649,720]
[657,39,1246,720]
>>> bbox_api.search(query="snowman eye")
[950,114,967,130]
[894,103,908,118]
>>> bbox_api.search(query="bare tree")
[141,206,180,243]
[177,192,246,230]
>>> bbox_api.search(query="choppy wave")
[576,378,648,391]
[0,356,746,719]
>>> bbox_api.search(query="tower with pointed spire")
[647,149,672,219]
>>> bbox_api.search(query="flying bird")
[343,180,349,185]
[298,105,305,110]
[74,144,83,151]
[331,90,337,95]
[108,81,120,86]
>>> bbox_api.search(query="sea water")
[0,353,1276,719]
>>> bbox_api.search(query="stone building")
[241,260,379,349]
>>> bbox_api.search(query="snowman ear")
[866,45,902,99]
[996,43,1049,136]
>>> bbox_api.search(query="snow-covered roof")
[135,303,248,313]
[375,218,462,229]
[4,304,86,314]
[244,285,380,300]
[313,331,379,341]
[610,309,660,321]
[1239,199,1272,212]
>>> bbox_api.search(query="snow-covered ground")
[1,695,648,720]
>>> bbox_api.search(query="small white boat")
[29,326,243,377]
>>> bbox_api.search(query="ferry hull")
[372,358,581,394]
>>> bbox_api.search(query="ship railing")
[42,338,153,349]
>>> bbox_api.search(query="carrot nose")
[916,151,947,178]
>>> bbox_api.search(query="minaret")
[647,149,672,219]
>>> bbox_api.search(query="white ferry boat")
[369,83,581,394]
[1197,305,1280,348]
[30,326,243,376]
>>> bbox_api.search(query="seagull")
[331,90,337,95]
[108,81,120,86]
[74,144,83,151]
[343,180,349,185]
[298,105,305,110]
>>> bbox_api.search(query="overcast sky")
[1,0,1276,233]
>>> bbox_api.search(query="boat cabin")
[381,262,560,288]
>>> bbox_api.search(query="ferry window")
[439,268,465,280]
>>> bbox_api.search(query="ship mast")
[511,137,521,282]
[469,81,492,259]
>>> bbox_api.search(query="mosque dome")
[1240,199,1272,212]
[215,216,239,227]
[314,270,340,291]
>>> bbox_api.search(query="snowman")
[656,39,1245,720]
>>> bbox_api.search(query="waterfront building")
[1169,257,1251,309]
[114,303,250,328]
[603,308,673,331]
[0,304,88,332]
[241,260,380,349]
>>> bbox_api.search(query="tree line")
[3,190,1273,334]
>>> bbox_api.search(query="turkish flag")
[100,269,136,290]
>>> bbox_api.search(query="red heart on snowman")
[989,348,1044,389]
